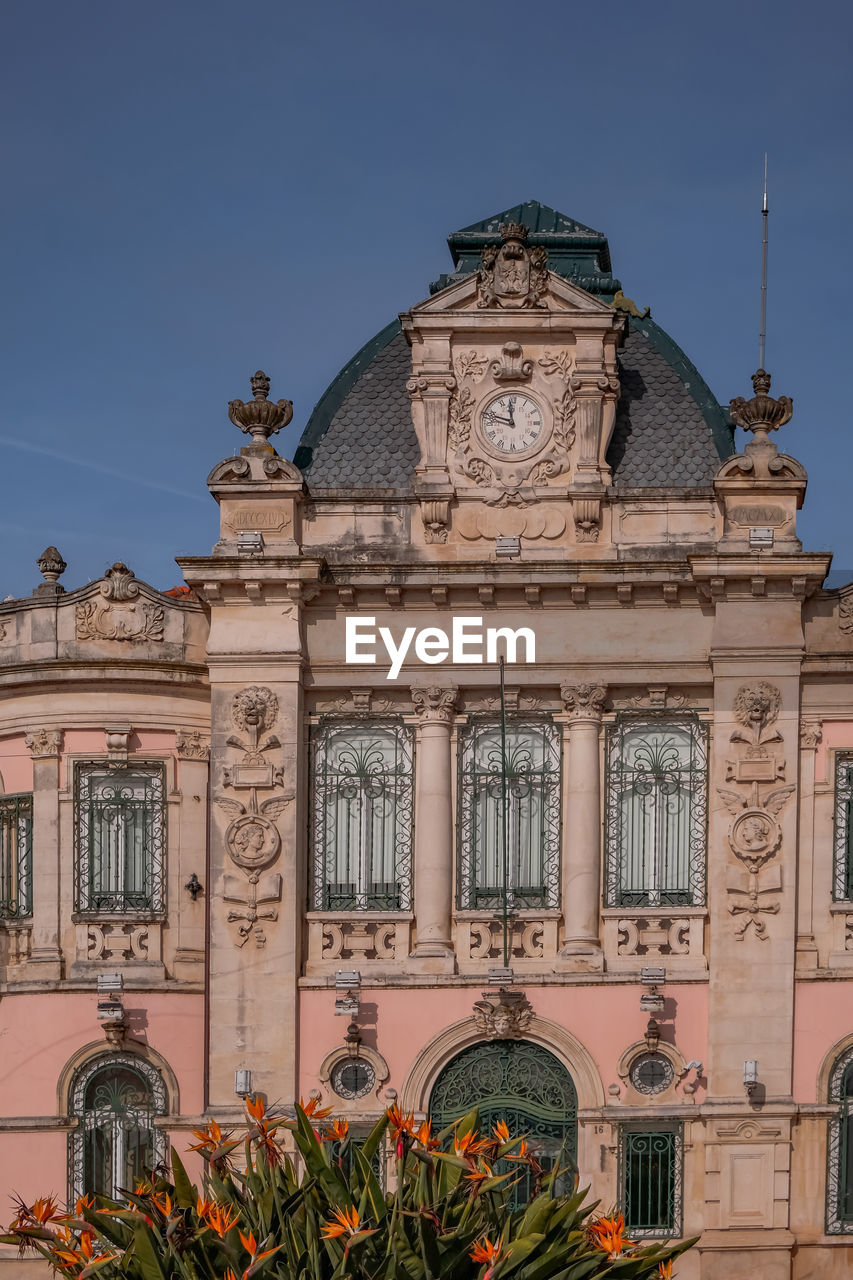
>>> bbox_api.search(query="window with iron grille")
[833,755,853,901]
[826,1046,853,1232]
[619,1125,682,1238]
[68,1054,167,1201]
[310,721,413,911]
[458,717,561,911]
[74,763,166,914]
[0,793,32,919]
[605,715,707,907]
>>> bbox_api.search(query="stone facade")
[1,202,853,1277]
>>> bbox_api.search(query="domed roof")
[293,203,733,490]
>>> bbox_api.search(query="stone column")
[559,684,605,970]
[408,685,457,970]
[25,728,63,979]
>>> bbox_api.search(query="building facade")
[2,202,853,1278]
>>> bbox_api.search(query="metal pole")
[499,655,510,968]
[760,154,768,369]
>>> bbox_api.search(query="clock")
[480,392,544,454]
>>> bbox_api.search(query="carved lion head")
[733,681,781,732]
[231,685,278,732]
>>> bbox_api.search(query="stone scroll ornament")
[717,683,794,941]
[213,687,293,948]
[76,563,164,643]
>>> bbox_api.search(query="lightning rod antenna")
[759,154,769,369]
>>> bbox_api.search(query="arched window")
[68,1055,167,1201]
[429,1040,577,1201]
[827,1047,853,1232]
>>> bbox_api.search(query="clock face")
[480,393,544,454]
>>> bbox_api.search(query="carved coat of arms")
[477,223,548,310]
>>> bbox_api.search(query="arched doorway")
[429,1040,577,1198]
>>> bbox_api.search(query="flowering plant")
[2,1099,693,1278]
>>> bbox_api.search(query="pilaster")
[25,728,63,980]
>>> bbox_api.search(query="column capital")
[560,683,607,723]
[800,721,822,751]
[410,685,458,724]
[25,728,63,758]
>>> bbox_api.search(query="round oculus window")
[629,1053,674,1095]
[330,1058,376,1100]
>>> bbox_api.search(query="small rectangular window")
[0,793,32,919]
[619,1126,682,1238]
[74,763,166,914]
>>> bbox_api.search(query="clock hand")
[507,397,516,425]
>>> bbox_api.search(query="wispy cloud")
[0,435,209,504]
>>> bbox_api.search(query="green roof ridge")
[293,319,402,473]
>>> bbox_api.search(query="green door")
[429,1040,577,1201]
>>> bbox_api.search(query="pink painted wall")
[0,992,204,1210]
[0,734,32,795]
[815,721,853,785]
[298,983,708,1106]
[793,980,853,1100]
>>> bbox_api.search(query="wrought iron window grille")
[73,761,166,915]
[618,1123,683,1239]
[832,755,853,901]
[605,713,707,909]
[68,1053,167,1202]
[457,714,561,912]
[826,1044,853,1233]
[310,719,413,912]
[0,793,32,920]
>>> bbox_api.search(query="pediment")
[408,269,616,317]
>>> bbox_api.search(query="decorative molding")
[719,682,793,940]
[840,594,853,635]
[472,989,534,1039]
[560,683,606,722]
[320,919,402,962]
[315,691,393,715]
[410,685,457,723]
[86,922,149,962]
[213,687,292,948]
[420,497,450,544]
[573,496,601,542]
[476,223,548,311]
[76,565,163,643]
[490,342,533,383]
[616,916,691,957]
[176,730,210,761]
[800,721,822,750]
[620,686,687,711]
[104,725,132,759]
[25,728,63,758]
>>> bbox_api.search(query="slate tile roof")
[609,323,730,485]
[297,321,731,491]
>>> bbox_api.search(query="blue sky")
[2,0,851,597]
